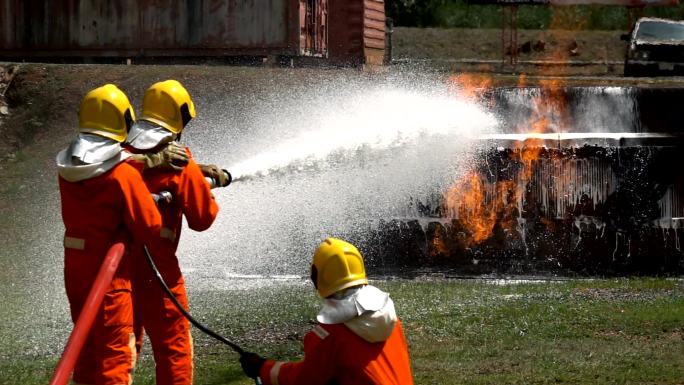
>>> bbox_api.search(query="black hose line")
[143,245,245,356]
[146,186,263,384]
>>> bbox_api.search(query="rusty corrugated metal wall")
[0,0,299,57]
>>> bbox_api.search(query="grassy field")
[3,277,682,385]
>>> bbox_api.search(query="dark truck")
[624,17,684,77]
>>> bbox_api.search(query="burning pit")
[364,85,684,275]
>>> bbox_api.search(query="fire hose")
[142,249,263,385]
[148,170,246,354]
[149,171,263,385]
[143,245,246,354]
[49,243,126,385]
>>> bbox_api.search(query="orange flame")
[440,10,584,246]
[447,73,493,100]
[445,171,496,243]
[517,74,527,88]
[429,225,449,258]
[444,172,521,245]
[443,75,570,245]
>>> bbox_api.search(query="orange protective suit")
[131,150,218,385]
[259,320,414,385]
[58,160,162,385]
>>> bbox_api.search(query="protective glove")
[132,142,189,171]
[239,352,266,379]
[199,163,231,187]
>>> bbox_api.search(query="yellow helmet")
[78,84,135,143]
[311,238,368,298]
[141,80,196,134]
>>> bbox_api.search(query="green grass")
[395,278,684,384]
[1,278,682,384]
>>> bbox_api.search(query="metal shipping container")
[0,0,385,65]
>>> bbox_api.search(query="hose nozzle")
[152,191,173,205]
[205,169,232,189]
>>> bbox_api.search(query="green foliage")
[587,6,630,30]
[386,0,452,27]
[517,6,553,29]
[386,0,684,30]
[645,5,684,19]
[434,2,503,29]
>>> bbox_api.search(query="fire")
[524,79,568,135]
[441,12,582,247]
[445,171,496,243]
[429,224,449,258]
[517,74,527,87]
[513,78,567,188]
[444,172,520,245]
[519,146,542,183]
[443,75,570,246]
[447,73,493,100]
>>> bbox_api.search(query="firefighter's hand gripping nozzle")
[205,169,232,189]
[151,191,173,206]
[199,164,232,188]
[152,167,231,205]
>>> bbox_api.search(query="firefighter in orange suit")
[239,238,414,385]
[56,84,162,385]
[126,80,227,385]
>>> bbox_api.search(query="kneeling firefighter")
[239,238,415,385]
[125,79,230,385]
[56,84,163,385]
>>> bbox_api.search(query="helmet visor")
[180,103,193,128]
[310,265,319,290]
[124,108,135,133]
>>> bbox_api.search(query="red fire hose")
[49,242,126,385]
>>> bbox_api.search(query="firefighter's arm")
[119,163,162,239]
[178,158,219,231]
[259,325,337,385]
[128,142,189,171]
